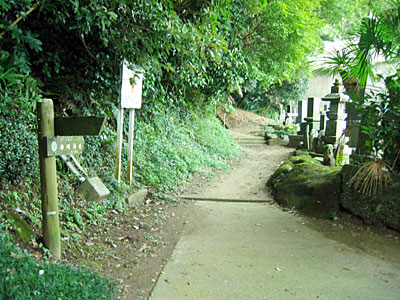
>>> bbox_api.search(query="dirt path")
[182,143,291,202]
[150,133,400,300]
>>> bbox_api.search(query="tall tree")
[318,0,393,41]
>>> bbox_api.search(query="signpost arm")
[127,109,135,184]
[37,99,61,259]
[115,106,124,183]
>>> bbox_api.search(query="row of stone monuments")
[286,80,366,164]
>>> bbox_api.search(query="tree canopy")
[1,0,386,118]
[0,0,325,115]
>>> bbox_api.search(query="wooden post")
[115,106,124,183]
[37,99,61,259]
[127,109,135,185]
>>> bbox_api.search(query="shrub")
[0,223,116,300]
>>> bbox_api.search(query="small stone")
[127,189,148,206]
[139,223,149,229]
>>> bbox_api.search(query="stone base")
[341,165,400,231]
[288,135,304,148]
[315,144,328,154]
[322,135,337,145]
[127,189,148,206]
[77,176,110,202]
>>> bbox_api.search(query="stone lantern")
[321,79,348,145]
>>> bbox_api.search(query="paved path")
[150,141,400,300]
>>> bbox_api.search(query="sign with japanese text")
[120,63,144,109]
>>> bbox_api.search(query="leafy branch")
[0,1,39,37]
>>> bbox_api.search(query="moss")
[268,155,341,218]
[267,162,293,187]
[5,213,34,242]
[78,258,105,270]
[289,155,315,164]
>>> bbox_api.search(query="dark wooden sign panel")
[54,116,106,136]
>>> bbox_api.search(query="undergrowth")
[0,223,115,300]
[0,98,242,298]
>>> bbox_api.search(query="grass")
[0,225,116,300]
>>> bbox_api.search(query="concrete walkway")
[151,202,400,300]
[150,143,400,300]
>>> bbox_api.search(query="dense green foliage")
[0,223,115,299]
[0,0,336,188]
[360,74,400,170]
[317,0,390,41]
[1,108,242,239]
[0,1,324,116]
[82,109,242,194]
[234,78,310,120]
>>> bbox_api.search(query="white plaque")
[120,63,144,109]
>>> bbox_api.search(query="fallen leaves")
[9,252,25,259]
[7,266,15,275]
[138,243,147,252]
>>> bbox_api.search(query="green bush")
[82,107,243,193]
[0,76,40,184]
[0,113,39,184]
[0,224,116,300]
[0,96,243,247]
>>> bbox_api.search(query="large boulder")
[341,165,400,231]
[267,155,341,218]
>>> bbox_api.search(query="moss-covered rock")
[267,155,341,218]
[341,165,400,231]
[5,213,34,242]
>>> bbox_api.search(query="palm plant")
[315,0,399,91]
[316,1,400,195]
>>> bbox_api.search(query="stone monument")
[321,80,348,145]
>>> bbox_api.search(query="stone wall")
[341,165,400,231]
[268,154,400,231]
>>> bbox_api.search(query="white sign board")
[120,63,144,109]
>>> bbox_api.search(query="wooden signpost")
[37,99,105,259]
[115,63,144,185]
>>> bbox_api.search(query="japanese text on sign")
[120,63,143,109]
